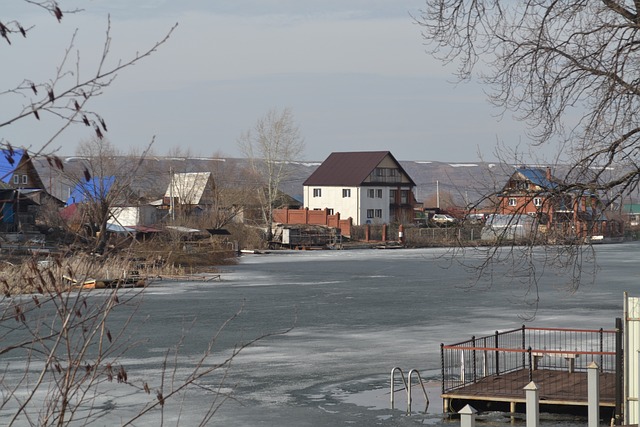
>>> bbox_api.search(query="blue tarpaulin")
[66,176,115,205]
[0,149,24,184]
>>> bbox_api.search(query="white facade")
[109,205,157,227]
[304,185,392,225]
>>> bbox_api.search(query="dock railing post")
[459,404,477,427]
[472,336,477,383]
[527,347,533,382]
[524,381,539,427]
[588,361,600,427]
[599,328,604,373]
[521,325,526,368]
[495,330,500,375]
[440,343,444,392]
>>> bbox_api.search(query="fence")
[441,326,620,403]
[273,207,352,237]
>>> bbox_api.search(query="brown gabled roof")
[303,151,415,187]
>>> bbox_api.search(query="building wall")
[357,187,390,225]
[304,185,357,221]
[303,185,419,225]
[110,205,157,227]
[303,185,393,225]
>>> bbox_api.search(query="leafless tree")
[0,3,286,425]
[1,2,176,159]
[237,108,305,242]
[205,153,250,230]
[63,137,153,254]
[413,1,640,305]
[417,1,640,211]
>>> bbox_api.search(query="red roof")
[303,151,415,187]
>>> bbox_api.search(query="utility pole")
[169,167,175,222]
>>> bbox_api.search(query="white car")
[431,214,457,225]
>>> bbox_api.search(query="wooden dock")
[442,367,616,415]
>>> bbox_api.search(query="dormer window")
[13,175,19,184]
[22,175,28,184]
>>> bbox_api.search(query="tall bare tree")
[416,1,640,298]
[417,1,640,206]
[238,108,305,242]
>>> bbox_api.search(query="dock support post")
[588,361,600,427]
[459,404,477,427]
[524,381,539,427]
[510,401,516,424]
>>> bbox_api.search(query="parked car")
[431,213,457,226]
[464,213,486,225]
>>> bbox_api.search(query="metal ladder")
[390,367,430,414]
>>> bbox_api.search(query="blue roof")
[516,168,558,189]
[0,149,25,183]
[67,176,115,205]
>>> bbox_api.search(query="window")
[390,189,397,201]
[376,189,382,198]
[13,175,19,184]
[389,168,398,177]
[22,175,28,184]
[368,189,375,198]
[400,190,408,204]
[313,188,321,197]
[367,209,374,218]
[508,198,517,206]
[533,197,542,207]
[342,189,351,198]
[375,209,382,218]
[327,209,334,215]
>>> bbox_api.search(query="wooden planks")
[442,368,616,407]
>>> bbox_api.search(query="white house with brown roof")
[303,151,417,225]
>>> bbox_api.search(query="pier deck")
[442,367,616,413]
[441,326,622,419]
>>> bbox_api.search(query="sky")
[2,0,538,163]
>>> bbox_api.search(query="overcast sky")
[2,0,540,163]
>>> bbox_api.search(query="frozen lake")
[3,243,638,426]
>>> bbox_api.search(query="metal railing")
[390,367,429,414]
[441,325,619,400]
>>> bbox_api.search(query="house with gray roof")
[302,151,417,225]
[160,171,216,218]
[497,166,624,240]
[0,148,64,233]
